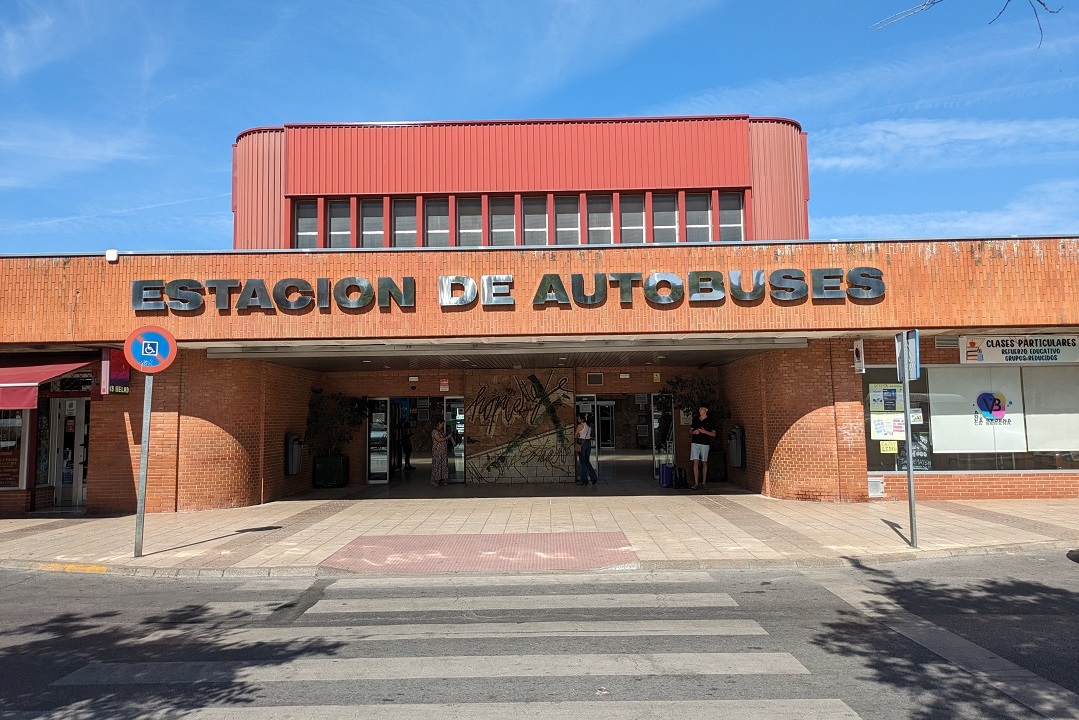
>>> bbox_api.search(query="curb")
[2,539,1075,578]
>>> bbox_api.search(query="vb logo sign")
[976,392,1010,419]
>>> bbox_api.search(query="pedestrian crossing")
[24,570,866,719]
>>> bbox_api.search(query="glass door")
[367,398,390,485]
[597,401,615,449]
[444,397,465,482]
[50,398,88,507]
[650,393,674,480]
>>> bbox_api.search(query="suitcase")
[659,463,674,487]
[674,466,689,489]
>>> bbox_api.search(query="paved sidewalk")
[0,484,1077,576]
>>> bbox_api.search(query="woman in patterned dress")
[430,419,452,487]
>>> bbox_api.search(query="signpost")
[123,325,177,558]
[894,329,920,548]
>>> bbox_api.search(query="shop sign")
[960,335,1079,364]
[131,266,886,314]
[108,349,131,394]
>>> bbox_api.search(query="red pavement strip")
[321,531,637,574]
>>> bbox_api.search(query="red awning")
[0,362,92,410]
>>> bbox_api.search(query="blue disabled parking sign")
[124,325,177,374]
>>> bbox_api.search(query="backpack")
[674,466,688,489]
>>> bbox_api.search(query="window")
[554,196,579,245]
[360,200,384,248]
[489,197,515,246]
[523,197,548,246]
[457,198,482,247]
[685,193,711,242]
[652,194,678,243]
[425,198,449,247]
[620,194,645,243]
[392,198,417,247]
[0,410,23,489]
[862,365,1079,473]
[293,201,317,248]
[586,196,613,244]
[719,192,744,241]
[327,200,351,248]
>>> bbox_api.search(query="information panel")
[960,336,1079,364]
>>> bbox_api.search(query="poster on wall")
[960,336,1079,364]
[870,409,924,439]
[0,411,22,488]
[869,384,904,412]
[928,366,1026,453]
[897,432,932,471]
[870,413,906,440]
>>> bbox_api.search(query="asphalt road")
[0,548,1077,719]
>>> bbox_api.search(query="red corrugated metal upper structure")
[232,115,809,250]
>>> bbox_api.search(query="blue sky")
[1,0,1077,253]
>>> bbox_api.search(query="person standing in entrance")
[399,418,414,470]
[690,405,717,490]
[430,420,452,487]
[576,413,598,486]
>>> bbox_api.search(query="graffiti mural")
[464,369,575,482]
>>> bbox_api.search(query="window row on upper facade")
[291,190,745,249]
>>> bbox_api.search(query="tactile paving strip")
[321,531,636,574]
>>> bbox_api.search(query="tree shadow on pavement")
[0,604,345,719]
[812,558,1079,720]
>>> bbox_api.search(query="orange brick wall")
[64,341,1079,512]
[4,238,1079,346]
[6,234,1078,511]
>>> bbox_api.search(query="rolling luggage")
[659,463,675,487]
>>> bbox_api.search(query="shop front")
[2,234,1079,515]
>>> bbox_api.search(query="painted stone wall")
[464,369,576,483]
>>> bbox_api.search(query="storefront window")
[863,366,1079,472]
[0,410,23,488]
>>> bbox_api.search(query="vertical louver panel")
[280,117,766,196]
[233,128,286,249]
[748,120,810,241]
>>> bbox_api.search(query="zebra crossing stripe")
[234,570,718,593]
[55,652,809,685]
[134,618,767,644]
[305,592,736,614]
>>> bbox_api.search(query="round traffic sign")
[124,325,178,374]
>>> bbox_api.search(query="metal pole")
[134,373,153,558]
[901,341,919,548]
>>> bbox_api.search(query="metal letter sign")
[124,325,177,558]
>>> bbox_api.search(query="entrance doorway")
[49,398,89,508]
[575,393,671,485]
[366,397,466,486]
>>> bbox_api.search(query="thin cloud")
[0,0,96,80]
[335,0,719,115]
[811,118,1079,172]
[810,179,1079,239]
[657,23,1079,122]
[0,120,148,187]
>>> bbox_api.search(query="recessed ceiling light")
[362,359,372,363]
[655,355,666,359]
[558,357,568,361]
